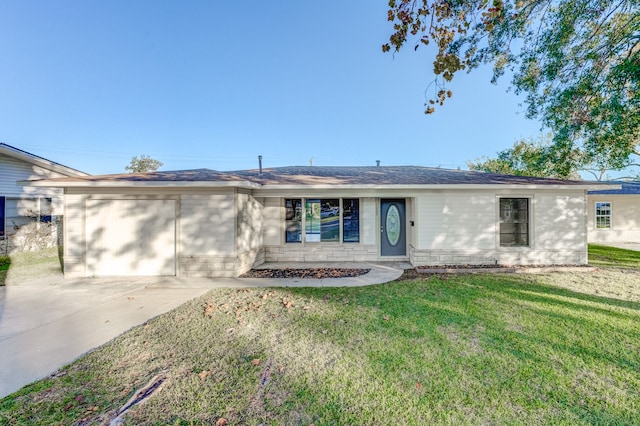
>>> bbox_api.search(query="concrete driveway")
[0,262,404,398]
[0,275,216,398]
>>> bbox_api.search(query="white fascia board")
[19,180,261,190]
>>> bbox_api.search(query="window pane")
[285,199,302,242]
[320,199,340,242]
[343,199,360,243]
[499,198,529,247]
[595,202,611,229]
[305,199,320,242]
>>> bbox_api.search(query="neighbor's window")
[285,199,302,242]
[499,198,529,247]
[595,202,611,229]
[0,196,5,237]
[343,199,360,243]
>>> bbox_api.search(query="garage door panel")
[87,199,176,276]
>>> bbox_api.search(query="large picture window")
[595,202,611,229]
[499,198,529,247]
[285,198,359,243]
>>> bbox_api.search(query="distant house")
[1,143,87,240]
[26,166,613,277]
[587,181,640,244]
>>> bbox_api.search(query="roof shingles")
[34,166,596,186]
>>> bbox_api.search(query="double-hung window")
[285,198,360,243]
[595,202,611,229]
[499,198,529,247]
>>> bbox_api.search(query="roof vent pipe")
[376,160,380,167]
[258,155,263,175]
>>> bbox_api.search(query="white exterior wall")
[262,197,282,246]
[1,154,69,249]
[180,194,235,256]
[236,193,265,272]
[361,197,377,245]
[587,195,640,243]
[63,193,88,277]
[61,186,591,278]
[62,190,253,278]
[411,189,587,266]
[1,153,67,213]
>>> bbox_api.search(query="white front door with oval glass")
[380,199,406,257]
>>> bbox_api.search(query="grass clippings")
[2,267,639,425]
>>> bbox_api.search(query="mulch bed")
[240,268,371,279]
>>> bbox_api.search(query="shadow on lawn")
[278,275,640,423]
[283,274,640,400]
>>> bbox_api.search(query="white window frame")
[595,201,612,229]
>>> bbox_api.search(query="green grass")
[0,255,9,286]
[0,247,62,285]
[2,269,640,425]
[589,244,640,268]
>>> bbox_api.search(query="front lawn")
[589,244,640,268]
[2,268,639,425]
[0,247,62,286]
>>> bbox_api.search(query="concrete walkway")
[0,262,405,398]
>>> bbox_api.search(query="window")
[285,199,302,242]
[595,202,611,229]
[305,199,339,242]
[285,198,360,243]
[343,199,360,243]
[499,198,529,247]
[0,196,4,237]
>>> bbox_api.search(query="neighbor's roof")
[22,166,618,190]
[0,143,88,177]
[588,181,640,195]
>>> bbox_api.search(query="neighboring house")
[0,143,88,242]
[587,181,640,244]
[25,166,614,277]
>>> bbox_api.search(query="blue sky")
[0,1,544,175]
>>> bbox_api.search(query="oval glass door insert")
[385,205,401,246]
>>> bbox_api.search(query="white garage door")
[86,199,176,276]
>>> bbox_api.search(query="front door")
[380,199,406,256]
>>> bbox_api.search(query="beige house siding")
[262,197,282,246]
[416,191,496,250]
[410,190,587,266]
[1,153,67,238]
[63,193,88,276]
[587,195,640,243]
[59,185,591,278]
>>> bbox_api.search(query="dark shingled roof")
[588,181,640,195]
[37,166,599,186]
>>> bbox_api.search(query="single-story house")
[24,166,614,277]
[1,143,87,241]
[587,181,640,244]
